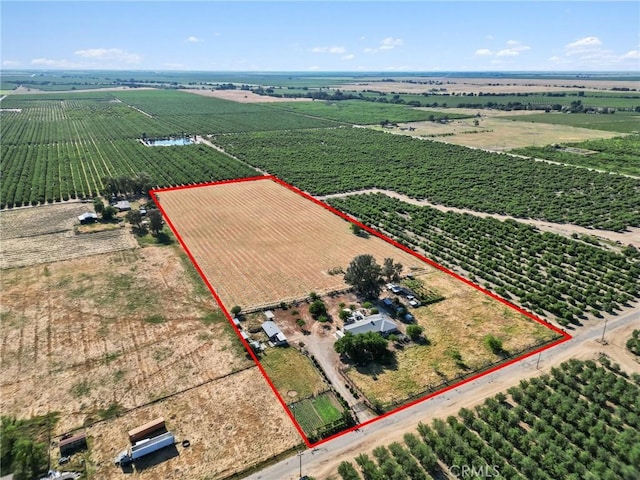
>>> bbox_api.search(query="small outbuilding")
[77,212,98,224]
[113,200,131,212]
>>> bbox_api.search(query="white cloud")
[486,34,494,40]
[2,60,21,67]
[496,41,531,57]
[74,48,141,64]
[364,37,404,54]
[307,65,320,71]
[186,36,201,43]
[475,41,530,58]
[311,46,346,54]
[342,54,355,61]
[620,50,639,60]
[380,37,403,50]
[566,36,602,49]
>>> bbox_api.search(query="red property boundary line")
[150,175,571,449]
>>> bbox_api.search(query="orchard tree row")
[210,127,640,231]
[328,193,639,326]
[0,140,258,208]
[337,359,640,480]
[512,134,640,177]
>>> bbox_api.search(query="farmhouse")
[77,212,98,224]
[262,321,288,346]
[343,313,399,337]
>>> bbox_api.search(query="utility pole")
[536,352,541,370]
[297,450,303,479]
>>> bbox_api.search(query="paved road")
[244,307,639,480]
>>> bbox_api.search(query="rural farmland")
[1,64,639,480]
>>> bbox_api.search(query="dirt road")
[317,189,640,248]
[244,306,639,480]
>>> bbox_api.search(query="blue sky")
[2,1,639,72]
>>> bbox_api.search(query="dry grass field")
[154,178,427,310]
[0,246,254,431]
[0,203,137,269]
[86,367,300,480]
[371,109,619,151]
[0,238,302,479]
[338,78,640,94]
[184,88,313,103]
[346,270,560,407]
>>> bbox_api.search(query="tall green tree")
[11,438,47,480]
[382,257,403,283]
[344,254,383,300]
[335,332,390,363]
[148,209,163,234]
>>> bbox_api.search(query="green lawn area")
[312,393,343,423]
[289,392,344,435]
[259,346,327,400]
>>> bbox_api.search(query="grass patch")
[104,351,121,364]
[135,226,176,247]
[202,310,225,325]
[153,346,173,362]
[113,369,126,382]
[70,380,92,398]
[259,347,327,399]
[179,251,210,298]
[144,314,166,324]
[97,402,125,420]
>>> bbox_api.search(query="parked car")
[58,456,71,465]
[407,295,420,307]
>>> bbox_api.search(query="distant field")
[211,127,640,231]
[272,99,469,125]
[378,114,619,151]
[502,111,640,133]
[512,135,640,176]
[153,177,426,309]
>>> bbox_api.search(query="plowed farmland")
[153,178,428,310]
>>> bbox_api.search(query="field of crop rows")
[211,127,640,231]
[153,178,426,309]
[0,90,343,209]
[337,359,640,480]
[328,193,640,326]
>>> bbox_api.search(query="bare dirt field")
[338,77,640,94]
[0,203,137,269]
[371,109,619,151]
[184,88,313,103]
[345,270,559,406]
[87,367,300,480]
[153,178,427,310]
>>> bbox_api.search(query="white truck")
[114,431,175,466]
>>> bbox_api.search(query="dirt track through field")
[317,189,640,248]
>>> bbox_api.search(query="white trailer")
[114,432,175,466]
